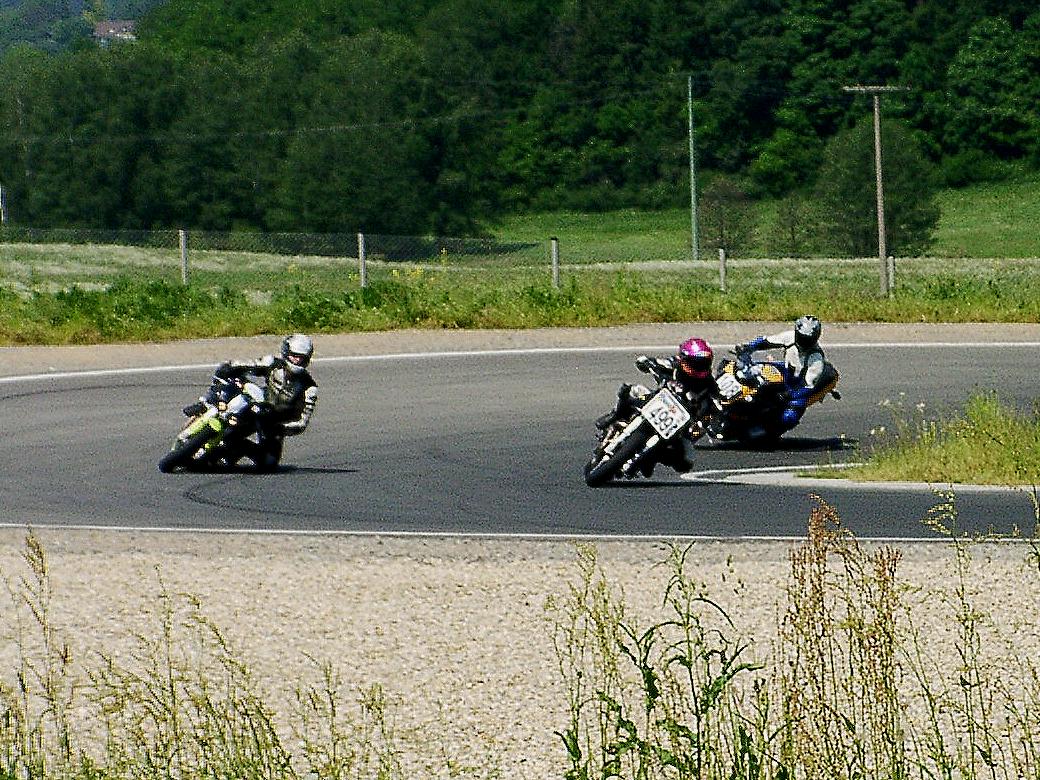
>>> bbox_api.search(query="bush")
[941,149,1008,187]
[812,118,940,257]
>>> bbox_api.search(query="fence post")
[178,228,189,285]
[550,236,560,289]
[718,247,727,292]
[357,232,367,288]
[887,255,895,298]
[0,182,7,225]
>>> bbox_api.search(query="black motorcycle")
[158,374,275,473]
[584,369,709,487]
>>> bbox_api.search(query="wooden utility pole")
[842,85,907,297]
[687,75,700,262]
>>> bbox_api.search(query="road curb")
[682,463,1038,494]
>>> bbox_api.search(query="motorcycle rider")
[595,337,717,475]
[728,314,838,438]
[183,333,318,469]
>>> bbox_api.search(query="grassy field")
[2,175,1039,345]
[491,172,1040,259]
[3,252,1040,345]
[932,173,1040,257]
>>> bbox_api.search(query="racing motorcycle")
[700,351,841,444]
[584,370,710,487]
[158,374,273,473]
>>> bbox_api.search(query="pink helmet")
[678,337,713,379]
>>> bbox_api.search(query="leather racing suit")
[737,330,834,433]
[202,354,318,468]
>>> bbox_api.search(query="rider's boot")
[595,383,632,430]
[182,400,206,417]
[705,417,728,442]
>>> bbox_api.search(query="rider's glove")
[635,355,654,373]
[214,361,234,379]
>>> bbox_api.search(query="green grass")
[841,391,1040,485]
[5,255,1040,344]
[932,172,1040,257]
[491,208,696,262]
[3,174,1040,345]
[492,173,1040,259]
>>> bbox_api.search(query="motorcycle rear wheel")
[584,423,651,487]
[157,429,217,473]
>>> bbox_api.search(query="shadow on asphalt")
[591,479,716,489]
[278,465,360,475]
[166,464,360,475]
[694,435,857,453]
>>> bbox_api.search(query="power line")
[0,78,874,148]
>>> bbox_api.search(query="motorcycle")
[584,368,710,487]
[158,374,274,473]
[700,351,841,445]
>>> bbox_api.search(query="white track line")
[4,340,1040,384]
[0,521,1015,544]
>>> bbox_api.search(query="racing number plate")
[640,388,691,440]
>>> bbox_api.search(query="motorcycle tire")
[157,429,217,473]
[583,423,651,487]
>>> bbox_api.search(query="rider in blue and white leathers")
[734,315,835,436]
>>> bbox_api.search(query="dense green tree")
[2,0,1040,233]
[700,175,754,255]
[0,0,89,53]
[749,107,823,195]
[0,45,54,224]
[941,16,1039,160]
[137,0,441,56]
[774,0,914,171]
[143,52,260,229]
[812,117,939,257]
[233,33,329,228]
[8,43,204,227]
[264,31,436,233]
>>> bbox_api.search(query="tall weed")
[549,496,1040,780]
[0,531,409,780]
[546,544,768,780]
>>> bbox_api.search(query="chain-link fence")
[3,225,1040,306]
[0,227,556,297]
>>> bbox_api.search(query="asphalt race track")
[2,335,1038,539]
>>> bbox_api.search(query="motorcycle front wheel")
[583,423,651,487]
[157,429,217,473]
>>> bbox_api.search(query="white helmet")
[794,315,821,350]
[281,333,314,374]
